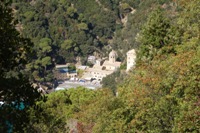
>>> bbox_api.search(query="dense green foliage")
[12,0,175,82]
[0,1,41,132]
[101,69,125,95]
[12,0,122,82]
[1,0,200,132]
[23,0,200,132]
[25,87,100,132]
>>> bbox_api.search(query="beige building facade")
[126,49,136,71]
[82,50,121,81]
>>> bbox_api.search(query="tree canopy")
[1,0,200,132]
[0,1,41,132]
[22,0,200,132]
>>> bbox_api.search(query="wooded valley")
[0,0,199,132]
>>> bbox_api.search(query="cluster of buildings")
[53,49,136,81]
[53,65,77,80]
[82,50,121,81]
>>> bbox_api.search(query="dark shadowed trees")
[0,1,41,132]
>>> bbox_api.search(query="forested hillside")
[1,0,199,132]
[20,0,200,132]
[13,0,121,82]
[12,0,175,82]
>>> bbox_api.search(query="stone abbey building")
[82,49,136,81]
[54,49,136,81]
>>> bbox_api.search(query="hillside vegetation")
[0,0,199,132]
[13,0,175,82]
[13,0,121,82]
[22,0,199,132]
